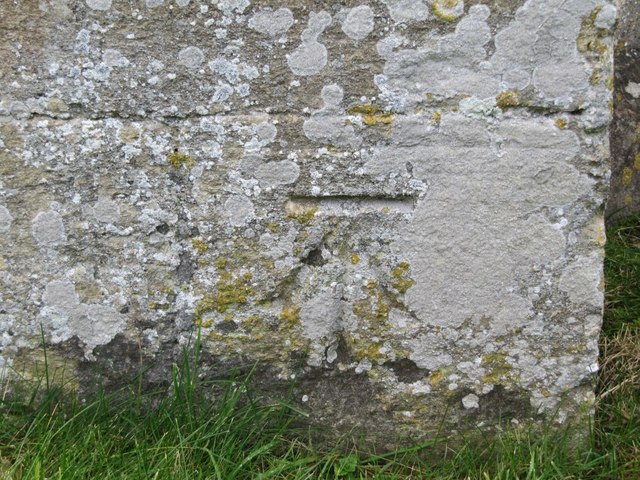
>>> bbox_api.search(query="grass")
[0,216,639,479]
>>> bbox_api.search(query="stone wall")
[0,0,613,447]
[608,0,640,221]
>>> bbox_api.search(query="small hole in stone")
[156,223,170,234]
[302,247,326,267]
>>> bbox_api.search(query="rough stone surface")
[0,0,612,448]
[607,0,640,220]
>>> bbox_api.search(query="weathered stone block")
[0,0,612,447]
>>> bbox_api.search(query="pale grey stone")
[595,4,617,30]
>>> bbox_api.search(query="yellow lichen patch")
[195,272,254,318]
[266,222,280,233]
[624,194,633,205]
[432,111,442,124]
[353,280,390,328]
[590,69,602,86]
[481,352,512,384]
[496,90,520,110]
[350,253,361,265]
[391,261,416,294]
[432,0,463,22]
[286,206,318,225]
[279,305,301,330]
[347,105,395,126]
[191,239,209,254]
[622,167,633,186]
[214,257,228,271]
[167,151,195,169]
[429,369,445,387]
[634,153,640,170]
[606,76,614,91]
[554,118,568,130]
[577,7,609,57]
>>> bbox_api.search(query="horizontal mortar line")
[0,105,581,123]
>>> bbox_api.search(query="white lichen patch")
[31,208,66,248]
[85,0,111,11]
[287,11,332,76]
[145,0,164,9]
[249,8,294,36]
[223,195,255,227]
[381,0,429,24]
[178,46,205,69]
[341,5,375,41]
[0,206,13,233]
[40,279,125,359]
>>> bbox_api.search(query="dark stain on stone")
[156,223,170,234]
[383,358,428,383]
[176,250,193,283]
[216,320,238,333]
[301,246,326,267]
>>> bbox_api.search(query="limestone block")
[0,0,612,447]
